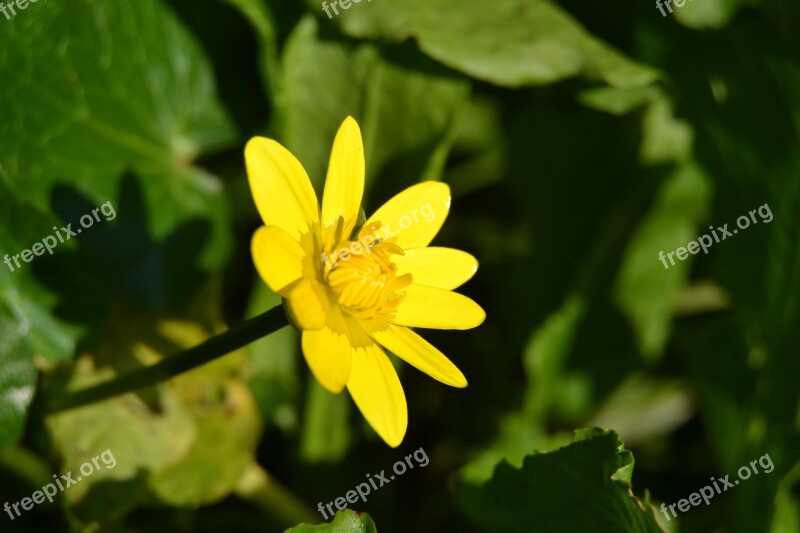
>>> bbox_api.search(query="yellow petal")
[321,117,365,228]
[347,342,408,447]
[390,284,485,330]
[245,137,319,239]
[285,278,328,330]
[302,327,352,393]
[251,226,305,294]
[365,182,450,249]
[361,321,467,387]
[392,247,478,290]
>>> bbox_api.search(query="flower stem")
[46,305,289,414]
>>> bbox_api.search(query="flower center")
[322,222,412,320]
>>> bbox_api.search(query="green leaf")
[148,357,263,505]
[322,0,659,88]
[46,319,264,520]
[614,162,711,359]
[285,509,378,533]
[461,428,664,532]
[0,0,236,268]
[587,377,695,446]
[279,16,469,190]
[673,0,760,29]
[0,303,36,450]
[0,0,237,449]
[578,85,662,116]
[460,297,592,484]
[0,167,72,453]
[770,462,800,533]
[46,360,197,504]
[0,183,81,363]
[639,98,695,165]
[522,296,588,420]
[663,33,800,531]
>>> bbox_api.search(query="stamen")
[322,221,411,320]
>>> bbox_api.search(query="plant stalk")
[46,305,289,414]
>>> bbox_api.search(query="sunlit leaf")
[460,428,664,532]
[286,509,378,533]
[321,0,659,88]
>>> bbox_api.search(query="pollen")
[323,230,412,320]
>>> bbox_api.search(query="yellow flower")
[246,116,484,447]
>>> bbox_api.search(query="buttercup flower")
[246,116,484,447]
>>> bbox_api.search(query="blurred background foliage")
[0,0,798,531]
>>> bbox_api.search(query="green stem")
[46,306,289,414]
[235,463,318,526]
[0,447,54,490]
